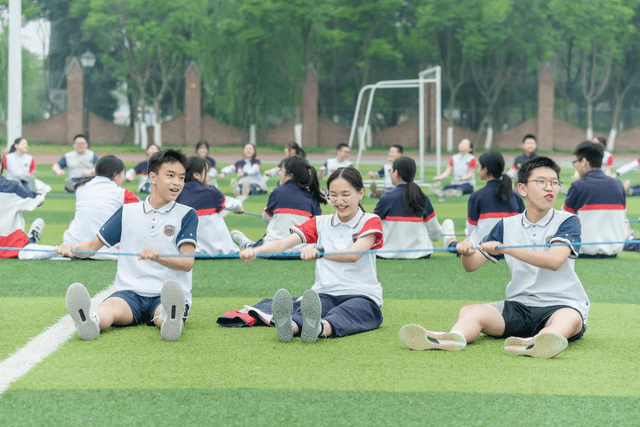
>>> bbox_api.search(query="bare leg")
[450,303,505,344]
[95,297,134,331]
[538,308,583,339]
[152,305,185,329]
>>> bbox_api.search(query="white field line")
[0,285,115,395]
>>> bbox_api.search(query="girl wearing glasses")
[441,150,525,252]
[229,156,325,254]
[239,167,384,343]
[373,156,442,259]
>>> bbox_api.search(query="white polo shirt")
[64,176,139,245]
[98,198,198,305]
[4,152,35,183]
[57,150,99,180]
[480,209,590,321]
[291,209,384,306]
[324,158,352,176]
[448,153,476,188]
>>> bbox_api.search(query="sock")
[92,312,101,327]
[316,320,324,338]
[450,329,466,342]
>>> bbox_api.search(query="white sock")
[450,329,466,342]
[316,320,324,337]
[92,312,101,327]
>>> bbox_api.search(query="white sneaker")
[272,288,293,342]
[27,218,45,243]
[300,289,322,343]
[160,280,186,341]
[66,283,100,340]
[230,178,239,196]
[443,188,463,197]
[230,230,253,249]
[441,219,455,239]
[399,324,466,351]
[504,332,568,358]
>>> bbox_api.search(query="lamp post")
[80,50,96,141]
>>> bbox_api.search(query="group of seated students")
[1,137,638,358]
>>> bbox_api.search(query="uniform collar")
[331,208,365,228]
[584,169,605,178]
[521,208,554,228]
[143,196,176,213]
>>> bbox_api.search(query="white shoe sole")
[272,289,293,342]
[399,324,466,351]
[66,283,100,340]
[160,280,185,341]
[504,332,568,358]
[300,289,322,343]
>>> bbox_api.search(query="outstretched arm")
[55,236,104,258]
[139,242,196,272]
[239,233,303,262]
[482,241,572,271]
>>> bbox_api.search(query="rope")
[242,212,263,218]
[4,239,640,259]
[45,193,75,198]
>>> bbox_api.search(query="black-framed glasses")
[527,179,562,189]
[571,159,580,166]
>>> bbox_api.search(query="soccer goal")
[348,66,442,182]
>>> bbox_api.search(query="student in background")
[368,145,403,198]
[126,143,159,194]
[506,134,538,180]
[431,138,476,196]
[318,143,352,180]
[52,134,100,193]
[195,140,218,187]
[264,142,307,179]
[218,143,268,195]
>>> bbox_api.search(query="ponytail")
[478,150,511,202]
[496,173,512,203]
[283,156,327,205]
[392,156,427,216]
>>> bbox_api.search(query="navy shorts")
[489,300,586,342]
[108,290,190,327]
[443,183,474,195]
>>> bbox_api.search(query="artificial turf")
[2,159,640,426]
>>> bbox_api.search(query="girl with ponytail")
[373,156,442,259]
[229,156,325,253]
[441,150,525,251]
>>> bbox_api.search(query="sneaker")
[399,324,466,351]
[66,283,100,340]
[230,230,253,249]
[27,218,45,243]
[427,183,443,197]
[230,178,239,196]
[441,218,455,239]
[64,178,76,193]
[300,289,322,343]
[443,188,463,197]
[504,332,568,358]
[160,280,186,341]
[242,182,251,197]
[272,288,293,342]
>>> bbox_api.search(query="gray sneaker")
[272,289,294,342]
[230,230,253,249]
[66,283,100,340]
[27,218,45,243]
[160,280,186,341]
[300,289,322,343]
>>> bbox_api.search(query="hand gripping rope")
[3,239,640,259]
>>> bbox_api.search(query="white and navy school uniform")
[126,160,151,193]
[372,164,394,191]
[480,209,590,325]
[56,150,99,181]
[466,180,525,245]
[176,179,242,255]
[220,159,267,193]
[443,153,476,194]
[563,169,626,257]
[0,175,44,258]
[256,180,323,250]
[324,158,352,176]
[373,184,441,259]
[3,152,35,189]
[289,210,384,337]
[602,151,613,172]
[98,198,198,310]
[507,152,538,179]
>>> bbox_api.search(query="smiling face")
[517,166,560,214]
[149,161,186,205]
[73,137,88,155]
[243,143,256,159]
[327,176,364,222]
[458,139,471,154]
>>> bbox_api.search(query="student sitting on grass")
[264,141,306,180]
[126,143,159,194]
[400,156,589,358]
[441,150,525,251]
[22,155,140,261]
[176,156,244,255]
[4,137,51,193]
[56,149,198,342]
[431,138,476,196]
[239,167,383,343]
[52,134,99,193]
[317,143,352,180]
[218,142,267,195]
[0,155,45,259]
[367,145,403,198]
[195,140,218,187]
[230,156,325,253]
[373,156,441,259]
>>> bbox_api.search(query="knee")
[457,304,483,320]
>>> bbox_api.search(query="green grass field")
[1,158,639,426]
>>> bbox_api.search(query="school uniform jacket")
[373,184,441,258]
[176,180,243,254]
[562,169,626,256]
[262,180,323,245]
[466,180,525,245]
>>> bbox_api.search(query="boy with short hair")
[368,144,403,198]
[507,134,538,179]
[400,156,589,358]
[563,141,626,257]
[318,143,352,180]
[56,149,198,341]
[52,134,100,192]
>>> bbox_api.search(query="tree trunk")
[608,97,623,150]
[447,88,458,152]
[153,99,162,147]
[586,100,593,140]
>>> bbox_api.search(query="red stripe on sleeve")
[273,208,313,217]
[196,207,221,216]
[468,158,476,169]
[578,204,625,211]
[29,159,36,173]
[123,189,140,204]
[477,212,519,220]
[448,157,454,167]
[263,207,273,217]
[357,217,384,249]
[562,205,576,214]
[294,217,318,244]
[384,216,422,222]
[467,218,478,226]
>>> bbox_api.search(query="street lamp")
[80,50,96,140]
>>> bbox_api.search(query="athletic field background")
[1,150,639,426]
